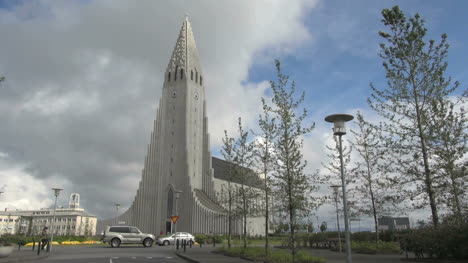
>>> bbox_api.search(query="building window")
[200,76,203,85]
[195,71,198,83]
[175,66,178,81]
[180,68,184,79]
[168,72,171,81]
[191,70,193,80]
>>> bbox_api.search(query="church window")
[175,66,178,81]
[180,68,184,79]
[168,72,171,81]
[200,76,203,85]
[191,70,193,80]
[195,71,198,83]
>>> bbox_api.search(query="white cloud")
[0,0,319,219]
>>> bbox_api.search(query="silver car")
[101,226,155,248]
[156,232,195,246]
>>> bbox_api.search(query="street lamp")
[325,113,353,263]
[48,188,62,252]
[115,203,120,225]
[174,190,182,233]
[330,185,342,253]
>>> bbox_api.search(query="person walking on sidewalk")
[41,227,49,250]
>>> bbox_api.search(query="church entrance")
[165,220,172,234]
[166,188,174,234]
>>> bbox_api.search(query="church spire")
[166,16,202,76]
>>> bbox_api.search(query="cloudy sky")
[0,0,467,230]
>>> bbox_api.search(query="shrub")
[351,241,400,254]
[193,234,208,244]
[399,220,468,260]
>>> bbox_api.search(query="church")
[97,18,265,236]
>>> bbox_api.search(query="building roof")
[211,157,264,189]
[0,208,96,218]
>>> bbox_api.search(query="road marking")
[146,257,153,259]
[166,257,173,259]
[131,256,136,259]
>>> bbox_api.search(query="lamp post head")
[325,114,354,136]
[52,188,63,197]
[115,203,121,210]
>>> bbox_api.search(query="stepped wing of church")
[97,18,263,235]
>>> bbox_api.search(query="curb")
[175,251,202,263]
[0,254,49,263]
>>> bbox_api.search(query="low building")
[0,193,97,236]
[377,217,410,231]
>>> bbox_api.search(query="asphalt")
[0,246,49,263]
[0,245,184,263]
[0,244,411,263]
[174,245,407,263]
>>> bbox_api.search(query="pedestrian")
[41,227,49,250]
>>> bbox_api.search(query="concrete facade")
[97,18,265,236]
[0,194,97,236]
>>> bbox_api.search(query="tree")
[253,100,276,255]
[220,131,238,249]
[368,6,462,227]
[232,117,255,249]
[350,111,398,242]
[265,60,315,262]
[320,222,327,232]
[427,97,467,221]
[321,136,353,187]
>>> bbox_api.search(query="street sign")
[170,216,180,224]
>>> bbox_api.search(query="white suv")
[101,226,155,248]
[156,232,195,246]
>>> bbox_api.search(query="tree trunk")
[265,162,269,256]
[228,184,232,249]
[411,75,439,228]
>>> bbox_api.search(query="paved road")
[39,245,186,263]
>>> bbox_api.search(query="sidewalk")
[174,246,252,263]
[0,248,49,263]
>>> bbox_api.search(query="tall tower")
[97,17,227,235]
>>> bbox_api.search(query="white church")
[97,18,266,236]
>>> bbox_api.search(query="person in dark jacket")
[41,227,49,250]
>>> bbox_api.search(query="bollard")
[183,239,186,252]
[32,241,35,251]
[176,239,179,250]
[189,239,192,248]
[37,243,41,255]
[213,236,215,247]
[46,240,50,252]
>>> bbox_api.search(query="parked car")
[101,226,155,248]
[156,232,195,246]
